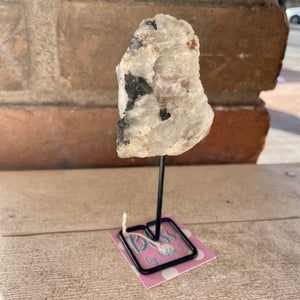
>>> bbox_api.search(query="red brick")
[0,105,269,170]
[0,3,29,90]
[57,1,287,93]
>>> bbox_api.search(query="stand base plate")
[119,217,198,275]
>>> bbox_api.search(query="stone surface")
[57,1,288,96]
[0,3,29,90]
[0,105,269,170]
[116,14,214,158]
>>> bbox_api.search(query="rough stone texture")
[0,3,29,90]
[0,105,269,170]
[116,14,214,158]
[57,0,288,97]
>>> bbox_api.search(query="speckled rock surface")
[116,14,214,158]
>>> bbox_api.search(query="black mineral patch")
[160,108,171,121]
[129,36,143,50]
[145,20,157,30]
[117,118,129,145]
[125,73,153,111]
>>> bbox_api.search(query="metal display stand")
[119,156,198,275]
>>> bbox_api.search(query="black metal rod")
[153,155,166,241]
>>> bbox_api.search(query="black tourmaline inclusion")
[118,74,153,145]
[129,36,143,50]
[160,108,171,121]
[125,73,153,110]
[117,118,129,145]
[145,20,157,30]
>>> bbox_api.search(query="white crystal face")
[116,14,214,158]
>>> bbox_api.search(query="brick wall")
[0,0,288,169]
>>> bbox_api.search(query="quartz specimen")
[116,14,214,158]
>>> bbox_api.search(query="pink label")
[110,215,216,289]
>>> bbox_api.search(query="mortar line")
[23,0,61,96]
[1,216,299,238]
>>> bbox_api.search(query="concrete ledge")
[0,104,269,169]
[0,163,299,298]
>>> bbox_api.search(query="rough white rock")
[116,14,214,158]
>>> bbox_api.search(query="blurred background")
[258,0,300,163]
[0,0,298,169]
